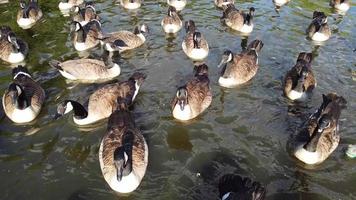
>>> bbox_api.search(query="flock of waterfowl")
[0,0,352,199]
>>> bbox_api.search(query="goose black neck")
[76,28,86,43]
[303,129,324,152]
[67,100,88,119]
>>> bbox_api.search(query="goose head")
[292,65,309,93]
[193,62,209,76]
[185,20,196,33]
[7,33,21,53]
[245,7,255,25]
[303,114,333,152]
[247,39,264,52]
[129,72,146,88]
[193,32,202,48]
[217,50,233,68]
[175,86,188,111]
[55,100,88,120]
[8,83,28,109]
[114,131,134,181]
[167,6,177,17]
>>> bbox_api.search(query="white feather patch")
[218,77,238,88]
[240,24,254,33]
[335,3,350,11]
[162,23,182,33]
[74,42,89,51]
[294,145,322,165]
[172,104,193,120]
[188,48,209,60]
[11,107,37,123]
[311,32,329,42]
[58,2,74,10]
[287,90,304,100]
[17,18,35,29]
[8,52,25,64]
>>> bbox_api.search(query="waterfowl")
[2,66,45,123]
[49,52,120,82]
[171,63,212,121]
[71,20,103,51]
[99,97,148,193]
[55,72,146,126]
[72,3,100,26]
[167,0,187,11]
[182,20,209,60]
[101,24,149,53]
[120,0,142,9]
[289,93,347,165]
[161,6,182,34]
[284,52,316,101]
[17,0,43,29]
[58,0,84,11]
[215,0,234,8]
[221,5,255,34]
[219,174,266,200]
[330,0,350,12]
[273,0,290,7]
[217,39,264,88]
[0,26,28,64]
[306,11,331,42]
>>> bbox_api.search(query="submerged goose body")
[219,174,266,200]
[284,52,316,101]
[2,66,45,123]
[58,0,84,11]
[99,98,148,193]
[0,26,28,64]
[55,72,146,126]
[72,3,100,26]
[120,0,142,9]
[171,63,212,121]
[307,11,331,42]
[218,40,263,88]
[102,24,149,53]
[182,20,209,60]
[288,93,347,165]
[161,6,182,34]
[215,0,234,8]
[167,0,187,11]
[221,5,255,34]
[330,0,350,12]
[49,54,120,82]
[71,20,103,51]
[17,0,43,29]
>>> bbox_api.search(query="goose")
[2,66,45,123]
[58,0,84,11]
[161,6,182,34]
[171,63,212,121]
[72,3,100,26]
[101,24,149,53]
[167,0,187,11]
[217,39,263,88]
[55,72,146,126]
[182,20,209,60]
[289,93,347,165]
[99,97,148,193]
[17,0,43,29]
[0,26,28,64]
[273,0,290,7]
[221,5,255,34]
[49,52,120,82]
[214,0,234,9]
[71,19,103,51]
[219,174,266,200]
[306,11,331,42]
[120,0,142,10]
[330,0,350,12]
[284,52,316,101]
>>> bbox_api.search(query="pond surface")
[0,0,355,199]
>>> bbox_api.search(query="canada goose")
[182,20,209,60]
[101,24,149,53]
[273,0,290,7]
[2,66,45,123]
[120,0,142,10]
[58,0,84,11]
[71,20,103,51]
[161,6,182,34]
[55,72,146,125]
[219,174,266,200]
[217,39,264,88]
[215,0,234,8]
[221,5,255,34]
[289,93,347,165]
[167,0,187,11]
[0,26,28,64]
[284,52,316,101]
[99,97,148,193]
[171,63,212,121]
[306,11,331,42]
[49,53,120,82]
[17,0,43,29]
[72,3,100,26]
[330,0,350,12]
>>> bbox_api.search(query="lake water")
[0,0,355,199]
